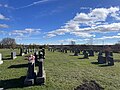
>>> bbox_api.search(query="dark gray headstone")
[88,50,94,56]
[24,62,36,86]
[107,52,114,66]
[83,52,89,59]
[98,51,106,64]
[36,58,45,85]
[20,48,24,56]
[74,49,79,56]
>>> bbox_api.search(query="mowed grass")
[0,49,120,90]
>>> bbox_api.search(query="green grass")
[0,49,120,90]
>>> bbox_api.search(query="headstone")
[107,52,114,66]
[11,52,17,59]
[24,49,28,54]
[88,50,94,56]
[24,55,36,86]
[74,49,79,56]
[34,52,38,63]
[83,50,86,55]
[65,49,67,53]
[0,53,3,65]
[98,51,106,64]
[36,53,46,85]
[20,48,24,56]
[83,52,89,59]
[39,51,43,59]
[42,48,45,59]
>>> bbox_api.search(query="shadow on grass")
[2,57,12,60]
[99,64,114,67]
[69,55,79,56]
[16,54,21,56]
[91,62,99,64]
[78,57,89,59]
[8,63,28,68]
[114,59,120,62]
[0,76,29,89]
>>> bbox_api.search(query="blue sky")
[0,0,120,45]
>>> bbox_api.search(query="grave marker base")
[36,70,46,85]
[24,71,37,86]
[0,60,3,65]
[24,78,34,86]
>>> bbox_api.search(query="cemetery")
[0,45,120,90]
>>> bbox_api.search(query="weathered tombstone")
[83,52,89,58]
[24,49,28,54]
[98,51,106,64]
[107,52,114,66]
[24,55,36,86]
[11,52,17,59]
[89,50,94,56]
[39,51,43,59]
[36,52,46,85]
[65,49,67,53]
[34,52,38,63]
[0,53,3,65]
[42,48,45,59]
[20,48,24,56]
[74,49,79,56]
[83,50,86,55]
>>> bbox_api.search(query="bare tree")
[0,37,16,49]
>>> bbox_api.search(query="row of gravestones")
[50,48,105,58]
[48,47,114,66]
[48,48,94,59]
[98,51,114,66]
[20,48,38,56]
[0,48,39,65]
[24,48,46,86]
[0,52,17,65]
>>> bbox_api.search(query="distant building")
[70,41,76,45]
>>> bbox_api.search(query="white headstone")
[0,53,3,65]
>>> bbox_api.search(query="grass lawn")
[0,49,120,90]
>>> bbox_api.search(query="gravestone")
[98,51,106,64]
[20,48,24,56]
[83,50,86,55]
[36,52,46,85]
[83,52,89,59]
[107,52,114,66]
[88,50,94,56]
[39,51,44,59]
[65,49,67,53]
[34,52,38,63]
[11,52,17,59]
[42,48,45,59]
[24,55,36,86]
[74,49,79,56]
[0,53,3,65]
[24,49,28,54]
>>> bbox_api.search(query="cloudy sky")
[0,0,120,45]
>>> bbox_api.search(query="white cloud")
[118,33,120,35]
[94,35,120,40]
[46,7,120,38]
[0,24,9,28]
[70,32,95,38]
[0,14,9,20]
[9,28,41,38]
